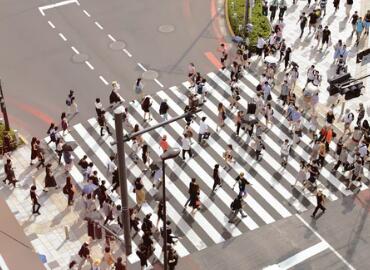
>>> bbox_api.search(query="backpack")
[230,200,235,210]
[62,185,68,194]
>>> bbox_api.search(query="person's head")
[117,257,123,264]
[31,185,36,191]
[61,112,66,118]
[325,25,328,29]
[191,178,196,183]
[228,144,233,150]
[145,213,152,219]
[166,220,171,225]
[237,194,243,200]
[6,159,11,164]
[136,78,142,84]
[359,103,364,108]
[96,98,100,103]
[214,164,219,169]
[302,12,305,15]
[46,163,52,168]
[221,43,225,48]
[105,246,110,253]
[54,126,58,131]
[69,260,77,269]
[184,133,188,138]
[317,190,322,196]
[88,162,93,167]
[87,193,92,199]
[202,116,206,122]
[162,135,167,140]
[284,139,289,144]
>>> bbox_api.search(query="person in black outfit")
[111,169,119,193]
[320,26,331,50]
[3,159,17,187]
[136,244,148,270]
[168,246,179,270]
[229,195,247,223]
[129,208,140,232]
[30,137,38,165]
[212,164,222,192]
[98,110,112,136]
[283,47,292,70]
[95,180,107,208]
[30,185,41,215]
[35,141,46,170]
[156,201,164,227]
[43,163,58,192]
[298,12,308,38]
[78,241,93,269]
[269,0,278,22]
[159,99,169,121]
[63,176,75,206]
[114,257,126,270]
[184,178,199,208]
[141,213,154,234]
[311,190,326,218]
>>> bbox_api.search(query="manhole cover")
[158,24,175,33]
[72,53,88,63]
[109,41,126,50]
[142,70,159,80]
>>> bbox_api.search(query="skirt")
[45,175,57,188]
[136,189,145,205]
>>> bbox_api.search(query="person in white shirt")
[181,134,193,160]
[131,139,140,164]
[107,155,117,177]
[358,142,368,165]
[305,65,315,86]
[256,36,266,57]
[342,109,354,134]
[280,139,291,167]
[95,98,103,117]
[198,117,209,144]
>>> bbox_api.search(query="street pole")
[244,0,250,38]
[114,105,132,257]
[0,80,10,131]
[162,159,168,270]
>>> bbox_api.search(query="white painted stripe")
[38,7,45,16]
[47,21,55,29]
[85,61,94,70]
[296,214,356,270]
[83,9,91,17]
[128,102,228,244]
[149,98,251,233]
[123,49,132,57]
[169,85,292,218]
[107,34,116,42]
[85,117,191,257]
[76,0,80,6]
[137,63,147,72]
[58,33,67,41]
[95,21,104,30]
[0,255,9,270]
[71,46,79,54]
[207,72,335,205]
[240,71,355,196]
[154,78,164,88]
[38,0,79,11]
[99,75,109,85]
[265,241,329,269]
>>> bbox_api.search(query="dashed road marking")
[83,9,91,17]
[154,79,164,88]
[58,33,67,41]
[71,46,80,54]
[99,75,109,85]
[85,61,94,70]
[137,63,147,72]
[107,34,116,42]
[47,21,56,29]
[123,49,132,58]
[94,21,104,30]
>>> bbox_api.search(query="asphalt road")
[0,0,225,139]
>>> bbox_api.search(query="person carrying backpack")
[229,195,247,223]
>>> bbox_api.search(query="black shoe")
[310,214,315,218]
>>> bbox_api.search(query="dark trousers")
[100,126,112,136]
[270,9,276,21]
[198,133,203,143]
[236,123,241,136]
[312,203,325,217]
[278,7,286,18]
[300,26,305,38]
[67,192,74,205]
[229,208,246,222]
[333,160,342,171]
[3,173,16,187]
[36,158,45,169]
[182,149,193,159]
[317,155,325,167]
[32,200,41,214]
[256,150,262,160]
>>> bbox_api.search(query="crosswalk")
[45,69,369,264]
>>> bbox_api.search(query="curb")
[18,133,28,145]
[224,0,236,36]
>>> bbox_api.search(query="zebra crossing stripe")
[206,72,337,203]
[158,90,293,218]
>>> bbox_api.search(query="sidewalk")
[0,145,120,270]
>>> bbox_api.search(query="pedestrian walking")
[159,135,169,153]
[63,176,75,206]
[255,136,265,161]
[136,244,148,270]
[333,0,340,12]
[278,0,287,19]
[355,17,364,46]
[35,142,46,170]
[181,134,193,160]
[109,81,124,106]
[95,98,103,117]
[320,26,331,50]
[156,201,164,228]
[216,103,226,131]
[77,241,93,270]
[56,137,64,165]
[133,78,144,103]
[298,12,308,38]
[159,99,169,121]
[134,177,146,207]
[114,257,126,270]
[111,169,119,193]
[345,0,353,17]
[292,160,307,186]
[97,110,112,136]
[280,139,291,167]
[3,159,17,187]
[95,181,107,208]
[319,0,327,16]
[63,148,73,174]
[168,247,179,270]
[256,36,266,58]
[189,190,201,214]
[184,178,199,208]
[364,10,370,35]
[218,43,228,69]
[234,111,244,136]
[43,163,59,192]
[223,144,235,170]
[356,103,365,126]
[342,109,354,133]
[229,195,247,223]
[269,0,279,22]
[233,172,251,197]
[102,246,116,268]
[315,24,323,46]
[141,96,152,122]
[61,112,69,136]
[30,185,41,215]
[141,144,151,169]
[66,90,78,115]
[212,164,222,192]
[198,117,210,144]
[311,190,326,218]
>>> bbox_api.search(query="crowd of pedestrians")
[1,0,370,269]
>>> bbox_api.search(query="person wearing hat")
[229,194,247,223]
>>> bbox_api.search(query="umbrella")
[264,56,278,64]
[82,182,98,195]
[232,36,244,44]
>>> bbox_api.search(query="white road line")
[107,34,116,42]
[99,75,109,85]
[83,9,91,17]
[296,214,356,270]
[38,0,79,16]
[47,21,55,29]
[263,241,329,269]
[85,61,94,70]
[58,33,67,41]
[154,78,164,88]
[137,63,147,72]
[123,49,132,57]
[71,46,79,54]
[94,21,104,30]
